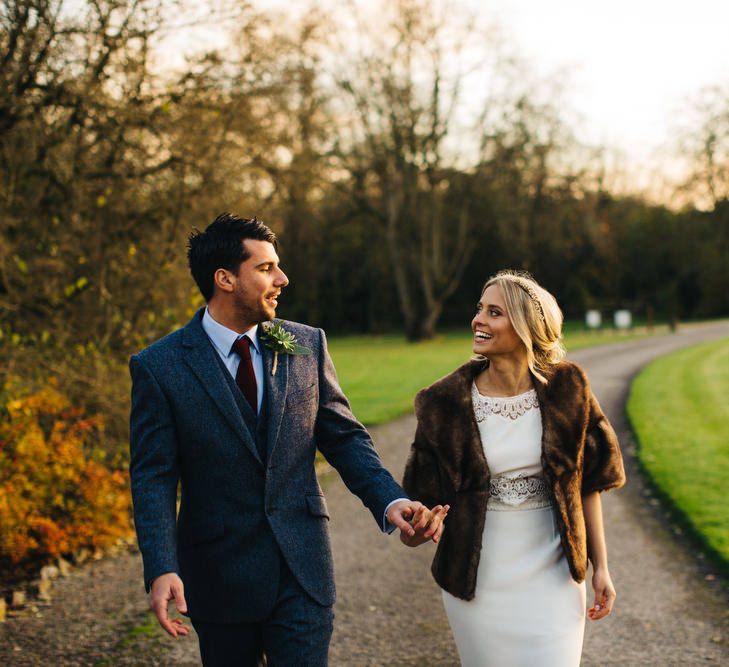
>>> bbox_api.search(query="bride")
[402,270,625,666]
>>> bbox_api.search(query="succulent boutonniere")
[260,321,312,375]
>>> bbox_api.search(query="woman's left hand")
[588,567,616,621]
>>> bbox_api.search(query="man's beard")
[259,296,277,322]
[234,294,274,327]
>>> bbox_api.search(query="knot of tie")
[232,335,253,359]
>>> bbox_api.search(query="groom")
[129,214,442,666]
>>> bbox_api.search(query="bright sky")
[159,0,729,193]
[480,0,729,187]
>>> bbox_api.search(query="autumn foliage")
[0,380,132,581]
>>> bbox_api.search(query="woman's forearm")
[583,491,609,570]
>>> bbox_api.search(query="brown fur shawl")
[402,359,625,601]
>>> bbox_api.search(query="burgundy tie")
[232,336,257,415]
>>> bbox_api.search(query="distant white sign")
[585,310,602,328]
[614,310,632,329]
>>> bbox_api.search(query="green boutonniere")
[260,321,312,375]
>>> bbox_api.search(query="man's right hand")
[150,572,190,638]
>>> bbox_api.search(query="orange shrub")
[0,379,132,579]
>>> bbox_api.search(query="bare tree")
[331,0,522,339]
[677,85,729,210]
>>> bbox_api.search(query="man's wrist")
[150,571,180,590]
[383,497,410,532]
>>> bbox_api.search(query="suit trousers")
[191,557,334,667]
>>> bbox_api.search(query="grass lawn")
[627,337,729,567]
[328,322,675,426]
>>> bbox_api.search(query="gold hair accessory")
[513,279,546,323]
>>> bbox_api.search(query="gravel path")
[329,321,729,666]
[2,322,728,665]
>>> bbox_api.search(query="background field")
[627,336,729,568]
[330,322,674,425]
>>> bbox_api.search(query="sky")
[478,0,729,189]
[158,0,729,194]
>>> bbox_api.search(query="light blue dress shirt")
[201,308,264,413]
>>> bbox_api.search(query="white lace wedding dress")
[441,385,586,667]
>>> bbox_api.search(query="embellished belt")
[487,474,552,511]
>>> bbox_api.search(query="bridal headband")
[512,278,546,324]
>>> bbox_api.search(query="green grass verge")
[327,331,469,426]
[627,336,729,569]
[329,323,668,426]
[328,323,675,426]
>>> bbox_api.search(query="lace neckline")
[471,383,539,421]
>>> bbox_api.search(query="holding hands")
[386,500,450,547]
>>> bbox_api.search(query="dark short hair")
[187,213,277,301]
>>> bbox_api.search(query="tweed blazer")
[402,359,625,601]
[129,310,405,623]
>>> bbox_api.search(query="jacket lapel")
[181,311,263,467]
[461,361,490,487]
[261,341,288,462]
[428,361,488,490]
[533,366,579,484]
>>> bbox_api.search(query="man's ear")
[213,268,235,294]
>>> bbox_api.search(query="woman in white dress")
[402,270,626,666]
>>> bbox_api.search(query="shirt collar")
[202,307,261,357]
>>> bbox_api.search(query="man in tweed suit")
[129,214,444,666]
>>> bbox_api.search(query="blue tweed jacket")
[129,310,405,623]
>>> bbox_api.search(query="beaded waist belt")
[487,474,552,511]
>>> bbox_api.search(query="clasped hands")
[386,500,450,547]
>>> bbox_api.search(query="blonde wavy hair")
[479,270,565,383]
